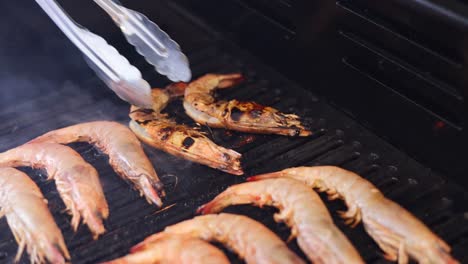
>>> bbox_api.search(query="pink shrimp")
[249,166,459,264]
[102,234,229,264]
[0,167,70,264]
[133,213,305,264]
[183,73,312,137]
[0,143,109,239]
[198,178,364,264]
[29,121,164,207]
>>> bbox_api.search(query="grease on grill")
[182,137,195,148]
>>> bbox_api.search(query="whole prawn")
[133,213,305,264]
[249,166,458,264]
[29,121,164,206]
[183,73,312,137]
[0,143,109,239]
[198,178,364,264]
[130,83,243,175]
[103,234,229,264]
[0,167,70,264]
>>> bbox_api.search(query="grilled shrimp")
[183,73,312,136]
[129,83,243,175]
[249,166,458,264]
[0,143,109,238]
[198,178,364,264]
[29,121,164,206]
[103,234,229,264]
[0,168,70,264]
[133,213,305,264]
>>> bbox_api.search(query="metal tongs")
[35,0,192,108]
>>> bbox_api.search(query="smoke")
[0,1,136,151]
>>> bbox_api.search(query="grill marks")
[131,109,157,126]
[159,127,175,141]
[147,124,197,150]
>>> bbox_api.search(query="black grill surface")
[0,1,468,263]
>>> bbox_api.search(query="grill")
[1,0,468,263]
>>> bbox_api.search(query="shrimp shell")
[198,178,364,264]
[0,167,70,264]
[133,213,305,264]
[183,73,312,137]
[29,121,164,207]
[249,166,459,264]
[103,234,229,264]
[0,143,109,239]
[130,84,243,175]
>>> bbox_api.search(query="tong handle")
[94,0,191,82]
[36,0,119,82]
[35,0,153,108]
[94,0,168,57]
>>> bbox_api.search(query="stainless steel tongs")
[35,0,192,108]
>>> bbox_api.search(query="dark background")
[0,0,467,263]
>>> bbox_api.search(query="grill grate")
[0,1,467,263]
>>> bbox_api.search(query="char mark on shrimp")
[230,107,243,122]
[182,137,195,149]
